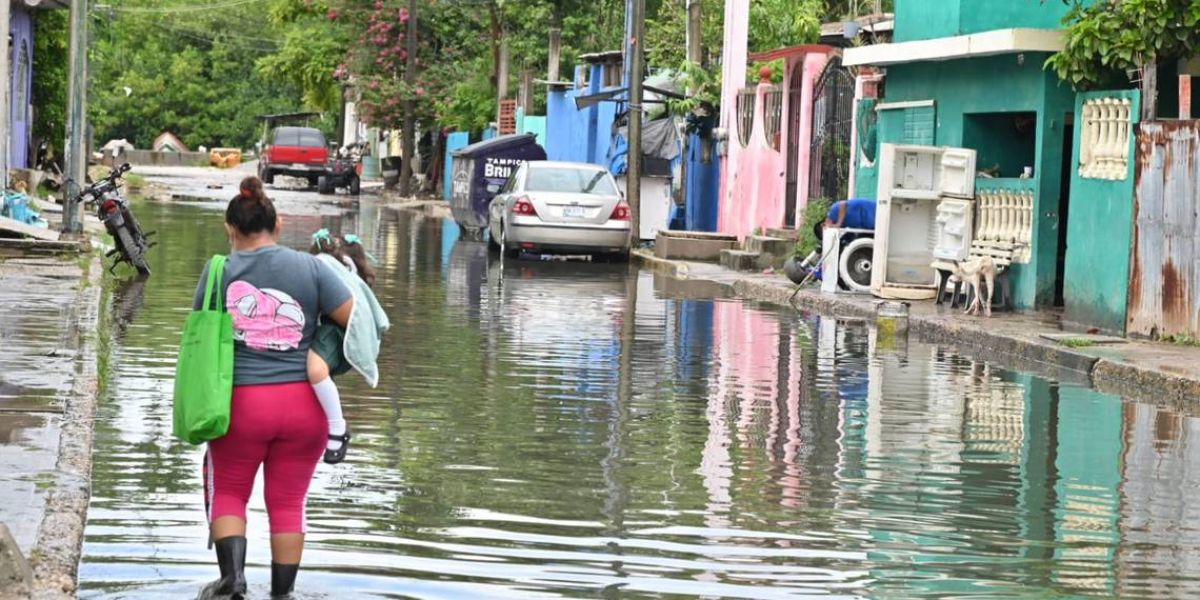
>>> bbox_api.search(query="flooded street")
[75,196,1200,598]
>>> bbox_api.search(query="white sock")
[312,377,347,451]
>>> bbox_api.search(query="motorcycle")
[318,142,364,196]
[79,163,154,275]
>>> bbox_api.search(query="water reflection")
[78,201,1200,598]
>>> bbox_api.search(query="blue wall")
[442,131,470,201]
[684,133,719,231]
[10,8,31,169]
[545,63,618,166]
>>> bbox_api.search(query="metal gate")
[807,57,856,206]
[1128,121,1200,338]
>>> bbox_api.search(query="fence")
[1128,120,1200,338]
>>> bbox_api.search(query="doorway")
[1054,113,1074,307]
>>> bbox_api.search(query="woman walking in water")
[194,176,353,598]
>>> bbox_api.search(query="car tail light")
[513,196,537,216]
[610,201,631,221]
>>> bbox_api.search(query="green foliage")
[665,60,720,116]
[1046,0,1200,90]
[749,0,823,52]
[646,0,724,68]
[1161,333,1200,347]
[798,197,832,256]
[32,10,68,149]
[748,59,786,84]
[1059,338,1096,348]
[89,0,304,150]
[259,0,346,113]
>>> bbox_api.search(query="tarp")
[608,117,682,175]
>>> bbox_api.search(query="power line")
[98,0,267,14]
[143,19,281,52]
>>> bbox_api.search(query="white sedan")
[487,161,632,260]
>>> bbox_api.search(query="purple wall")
[10,7,32,169]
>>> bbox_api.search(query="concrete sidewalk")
[0,254,102,599]
[634,251,1200,408]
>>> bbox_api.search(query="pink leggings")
[205,382,326,534]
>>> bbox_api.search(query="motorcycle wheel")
[318,176,334,195]
[115,226,151,275]
[348,176,360,196]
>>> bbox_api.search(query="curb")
[639,253,1188,402]
[30,256,103,600]
[631,250,689,278]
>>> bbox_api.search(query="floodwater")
[77,197,1200,599]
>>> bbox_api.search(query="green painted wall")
[894,0,1077,42]
[893,0,959,43]
[866,54,1076,309]
[853,99,879,199]
[1063,90,1140,335]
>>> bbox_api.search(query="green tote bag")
[173,255,235,444]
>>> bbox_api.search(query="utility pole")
[626,0,645,244]
[0,1,10,194]
[62,0,88,234]
[496,39,510,124]
[548,28,562,82]
[686,0,701,68]
[399,0,417,198]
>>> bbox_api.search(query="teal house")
[845,0,1140,333]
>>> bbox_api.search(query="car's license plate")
[564,206,586,218]
[292,163,307,169]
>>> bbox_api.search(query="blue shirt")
[828,199,877,230]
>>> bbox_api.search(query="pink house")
[717,2,837,239]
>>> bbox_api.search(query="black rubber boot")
[271,562,300,598]
[209,536,247,598]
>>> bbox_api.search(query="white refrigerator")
[870,144,977,300]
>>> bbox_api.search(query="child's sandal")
[324,427,351,464]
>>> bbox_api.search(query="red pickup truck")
[259,126,329,187]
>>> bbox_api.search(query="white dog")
[952,256,997,317]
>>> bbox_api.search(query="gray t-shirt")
[193,245,353,386]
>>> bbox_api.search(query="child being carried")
[308,229,390,464]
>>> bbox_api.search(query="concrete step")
[720,249,762,272]
[744,235,794,269]
[655,230,739,262]
[765,228,801,241]
[745,235,794,255]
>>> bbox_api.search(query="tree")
[646,0,724,69]
[258,0,348,113]
[749,0,823,52]
[32,10,68,152]
[1047,0,1200,90]
[89,0,305,150]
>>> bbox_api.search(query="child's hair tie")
[312,228,334,248]
[342,234,380,264]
